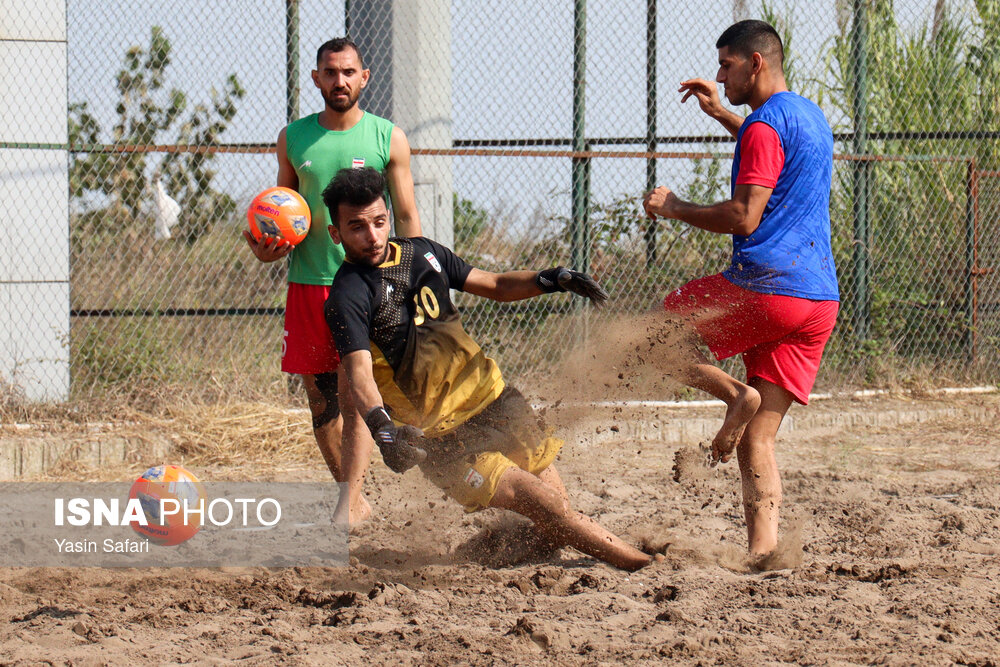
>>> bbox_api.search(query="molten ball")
[129,464,206,547]
[247,186,311,246]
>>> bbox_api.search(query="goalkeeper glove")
[364,407,427,474]
[535,267,609,306]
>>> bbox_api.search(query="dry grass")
[145,401,316,466]
[6,398,320,483]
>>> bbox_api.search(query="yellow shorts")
[419,387,563,512]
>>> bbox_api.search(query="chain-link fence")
[1,0,997,404]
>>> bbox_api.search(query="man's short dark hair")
[716,20,783,66]
[316,37,364,68]
[322,167,386,224]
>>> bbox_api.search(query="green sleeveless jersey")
[285,112,394,284]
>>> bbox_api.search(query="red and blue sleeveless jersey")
[724,92,840,301]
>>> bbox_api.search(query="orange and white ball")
[247,186,311,246]
[128,464,206,547]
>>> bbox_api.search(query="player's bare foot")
[349,493,373,528]
[712,385,760,464]
[628,550,666,571]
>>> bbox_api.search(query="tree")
[68,26,245,243]
[453,192,489,251]
[823,0,998,364]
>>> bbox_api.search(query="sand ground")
[1,394,999,665]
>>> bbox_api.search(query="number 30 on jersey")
[413,286,440,326]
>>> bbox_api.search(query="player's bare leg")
[303,373,371,525]
[302,373,344,476]
[682,350,761,464]
[736,377,793,556]
[651,321,761,463]
[496,465,573,556]
[336,370,374,525]
[619,314,760,463]
[537,465,570,506]
[489,465,654,571]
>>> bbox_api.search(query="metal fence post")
[850,0,871,343]
[571,0,589,280]
[285,0,300,125]
[965,160,978,362]
[644,0,658,268]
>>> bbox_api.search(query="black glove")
[364,407,427,474]
[535,267,609,306]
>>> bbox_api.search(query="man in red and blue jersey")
[643,19,839,558]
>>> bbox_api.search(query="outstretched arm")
[462,269,541,302]
[462,267,609,305]
[341,350,426,474]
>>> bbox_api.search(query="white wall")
[0,0,70,401]
[392,0,453,248]
[349,0,454,247]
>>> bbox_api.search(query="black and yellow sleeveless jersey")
[325,237,505,437]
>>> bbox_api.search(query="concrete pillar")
[349,0,453,247]
[0,1,70,401]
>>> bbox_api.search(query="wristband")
[535,267,567,293]
[364,406,393,441]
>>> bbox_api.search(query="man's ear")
[359,68,371,90]
[328,222,342,245]
[751,52,764,74]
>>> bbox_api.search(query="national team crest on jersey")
[352,158,365,168]
[464,468,485,489]
[424,252,442,273]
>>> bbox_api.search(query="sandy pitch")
[2,395,999,665]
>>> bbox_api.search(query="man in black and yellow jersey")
[323,167,655,571]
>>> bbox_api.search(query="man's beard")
[323,87,360,113]
[346,243,389,267]
[725,84,750,107]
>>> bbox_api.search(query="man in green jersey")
[243,38,422,524]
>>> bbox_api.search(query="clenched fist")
[643,186,680,220]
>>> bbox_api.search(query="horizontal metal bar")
[455,129,1000,147]
[413,148,724,159]
[454,135,737,147]
[71,307,284,318]
[415,148,968,163]
[0,38,66,43]
[71,302,577,319]
[0,142,973,164]
[0,142,276,154]
[0,142,69,150]
[833,130,1000,142]
[3,129,995,154]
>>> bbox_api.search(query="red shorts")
[662,273,839,404]
[281,282,340,375]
